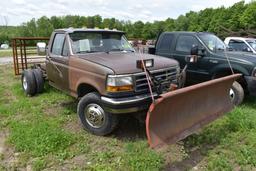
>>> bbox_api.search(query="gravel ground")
[0,57,12,65]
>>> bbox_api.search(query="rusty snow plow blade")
[146,74,241,148]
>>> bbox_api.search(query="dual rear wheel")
[21,68,44,96]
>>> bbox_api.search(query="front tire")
[77,92,119,136]
[230,81,244,106]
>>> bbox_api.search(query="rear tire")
[230,81,244,106]
[21,69,37,96]
[32,68,44,93]
[77,92,119,136]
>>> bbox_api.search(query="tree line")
[0,0,256,44]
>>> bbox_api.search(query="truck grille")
[134,68,177,93]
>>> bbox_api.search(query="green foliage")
[32,158,47,171]
[207,154,233,171]
[1,65,256,170]
[123,141,164,171]
[9,121,74,157]
[1,1,256,43]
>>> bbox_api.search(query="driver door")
[172,34,210,85]
[46,33,70,91]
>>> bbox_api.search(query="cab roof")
[162,31,214,35]
[54,28,125,34]
[225,37,256,41]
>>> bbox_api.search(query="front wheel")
[77,92,119,135]
[230,81,244,106]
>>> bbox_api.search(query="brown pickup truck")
[21,28,180,135]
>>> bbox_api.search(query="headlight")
[106,75,133,92]
[252,67,256,77]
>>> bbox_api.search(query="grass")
[0,49,12,57]
[0,64,256,170]
[0,48,38,57]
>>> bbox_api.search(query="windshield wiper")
[76,50,100,54]
[105,48,134,53]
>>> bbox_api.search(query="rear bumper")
[245,76,256,96]
[101,93,157,114]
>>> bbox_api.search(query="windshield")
[198,33,226,53]
[69,32,134,54]
[246,40,256,51]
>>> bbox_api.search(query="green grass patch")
[32,158,47,171]
[1,64,256,170]
[122,141,164,171]
[0,49,38,57]
[9,120,75,157]
[0,49,12,57]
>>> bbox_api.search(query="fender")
[210,63,249,78]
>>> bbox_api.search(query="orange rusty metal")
[12,37,49,75]
[146,74,241,148]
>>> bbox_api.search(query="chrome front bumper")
[101,93,157,114]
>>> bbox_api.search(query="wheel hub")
[23,76,28,90]
[229,88,235,101]
[85,104,105,128]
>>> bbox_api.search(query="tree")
[240,1,256,29]
[37,16,54,37]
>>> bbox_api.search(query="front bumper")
[245,76,256,96]
[101,93,157,114]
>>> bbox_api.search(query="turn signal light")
[106,85,133,92]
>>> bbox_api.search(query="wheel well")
[77,83,98,98]
[213,70,248,92]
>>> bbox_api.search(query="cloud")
[12,0,26,5]
[0,0,252,26]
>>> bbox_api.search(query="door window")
[62,39,69,56]
[228,39,250,52]
[175,35,198,53]
[157,34,174,51]
[51,34,65,55]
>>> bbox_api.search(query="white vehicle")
[36,42,46,55]
[224,37,256,54]
[0,44,9,49]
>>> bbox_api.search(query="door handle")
[209,59,218,64]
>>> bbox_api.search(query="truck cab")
[150,32,256,105]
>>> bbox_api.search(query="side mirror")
[191,45,199,56]
[185,46,199,63]
[185,55,198,63]
[244,47,252,52]
[227,46,233,51]
[36,42,47,56]
[148,46,156,54]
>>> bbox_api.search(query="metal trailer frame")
[12,37,49,75]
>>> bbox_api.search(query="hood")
[218,51,256,64]
[78,52,179,74]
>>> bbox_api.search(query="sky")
[0,0,252,26]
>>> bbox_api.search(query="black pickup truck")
[149,31,256,105]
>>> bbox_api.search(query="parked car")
[0,44,9,49]
[149,32,256,105]
[36,42,47,55]
[224,37,256,54]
